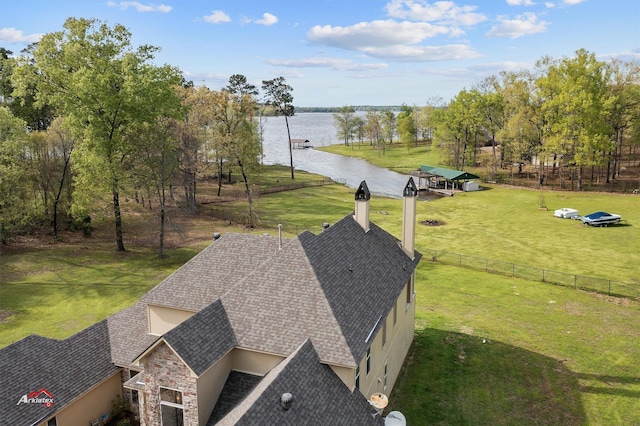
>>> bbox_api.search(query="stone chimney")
[402,177,418,259]
[353,181,371,232]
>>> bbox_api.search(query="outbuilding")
[410,165,480,195]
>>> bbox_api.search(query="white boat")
[580,211,621,227]
[554,208,579,219]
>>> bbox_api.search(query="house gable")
[163,299,237,376]
[299,216,421,363]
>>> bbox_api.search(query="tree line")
[0,17,295,253]
[333,50,640,190]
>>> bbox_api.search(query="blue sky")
[1,0,639,107]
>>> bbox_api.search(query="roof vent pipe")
[281,392,293,410]
[278,224,282,250]
[322,222,330,230]
[212,232,221,241]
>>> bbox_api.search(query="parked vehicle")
[554,208,580,219]
[580,211,621,227]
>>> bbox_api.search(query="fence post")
[512,263,515,277]
[542,269,545,282]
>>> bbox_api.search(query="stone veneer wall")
[142,342,199,426]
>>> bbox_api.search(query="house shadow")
[387,328,588,425]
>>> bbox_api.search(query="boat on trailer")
[580,211,621,227]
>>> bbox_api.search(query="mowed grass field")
[1,164,639,425]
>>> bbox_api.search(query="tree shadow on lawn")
[387,328,587,426]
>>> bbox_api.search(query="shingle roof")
[221,236,354,366]
[163,300,237,376]
[142,233,283,311]
[0,321,119,426]
[138,211,420,369]
[207,372,263,424]
[215,339,383,426]
[108,301,158,367]
[300,216,422,363]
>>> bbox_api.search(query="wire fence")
[424,249,640,299]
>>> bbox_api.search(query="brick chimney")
[353,181,371,232]
[402,177,418,259]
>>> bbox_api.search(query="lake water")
[260,113,411,198]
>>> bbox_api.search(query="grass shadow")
[387,328,587,425]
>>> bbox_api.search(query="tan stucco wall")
[196,351,233,426]
[329,364,355,389]
[147,304,195,335]
[358,277,415,400]
[39,372,122,426]
[230,348,284,375]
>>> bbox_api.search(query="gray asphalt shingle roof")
[142,233,283,311]
[215,339,383,426]
[163,299,237,376]
[221,236,354,366]
[141,209,420,370]
[299,216,422,363]
[0,321,119,426]
[108,301,158,367]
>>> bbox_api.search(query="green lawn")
[390,264,640,425]
[1,165,639,425]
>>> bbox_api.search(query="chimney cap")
[355,181,371,201]
[403,177,418,197]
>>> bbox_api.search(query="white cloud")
[485,13,548,38]
[255,13,278,26]
[563,0,586,4]
[307,19,481,62]
[0,27,42,44]
[545,2,555,7]
[308,20,452,50]
[385,0,487,26]
[203,10,231,24]
[506,0,536,5]
[363,43,482,61]
[467,60,532,73]
[267,57,388,71]
[106,1,171,12]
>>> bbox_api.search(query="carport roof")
[420,165,479,181]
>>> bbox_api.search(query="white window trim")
[159,386,184,408]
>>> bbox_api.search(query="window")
[382,319,387,346]
[393,302,397,326]
[355,366,360,390]
[406,275,415,307]
[366,347,371,375]
[384,363,388,392]
[160,387,182,404]
[160,387,184,426]
[47,418,57,426]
